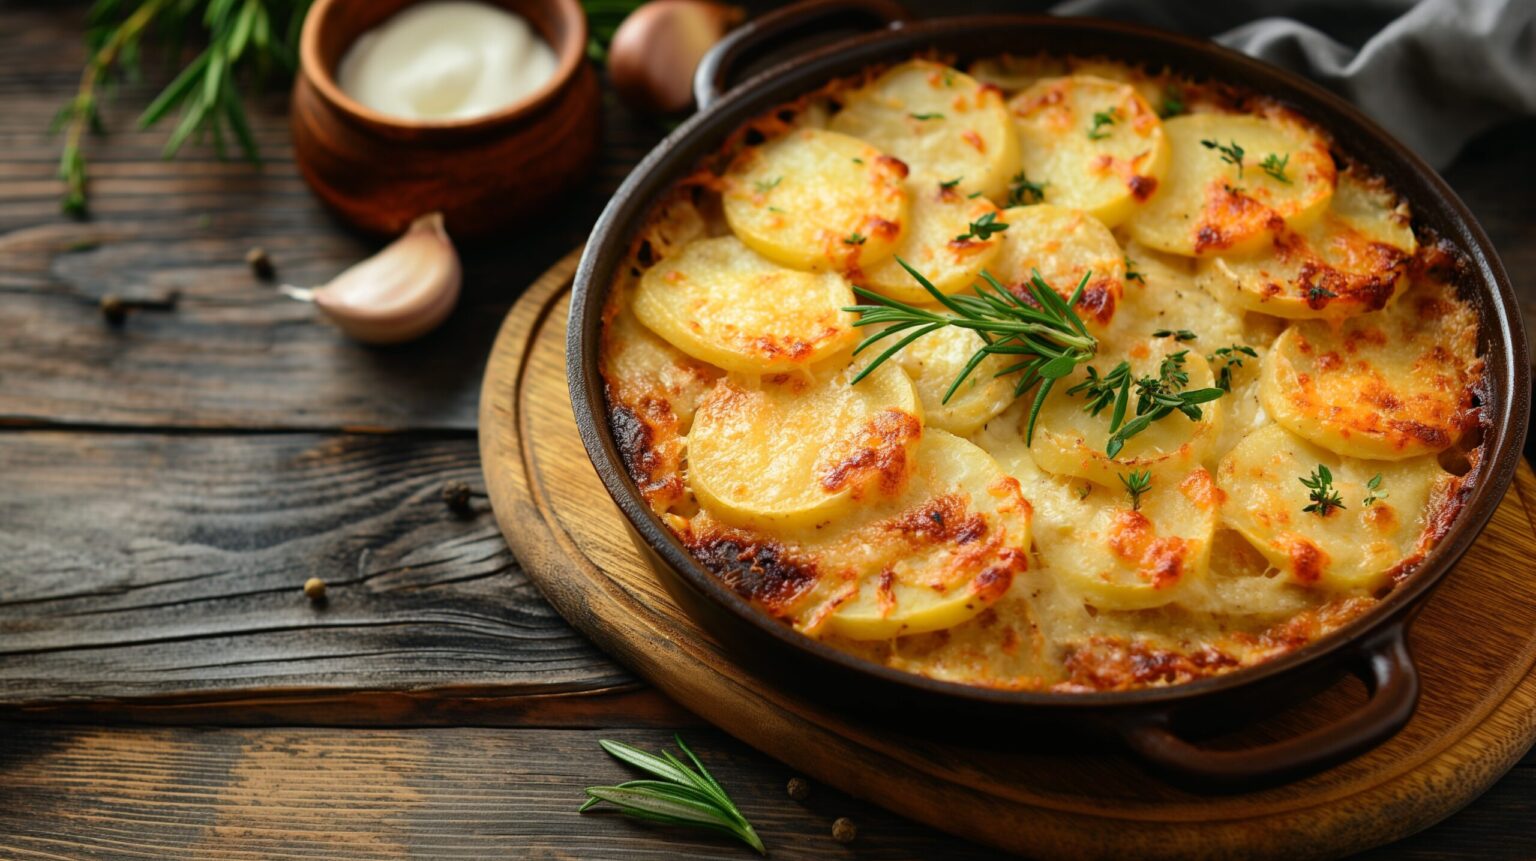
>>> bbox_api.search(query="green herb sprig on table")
[55,0,314,216]
[582,736,765,855]
[845,261,1098,445]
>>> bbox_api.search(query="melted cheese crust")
[597,56,1483,692]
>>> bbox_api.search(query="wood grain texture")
[480,263,1536,860]
[0,429,636,716]
[0,724,1004,860]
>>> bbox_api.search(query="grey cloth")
[1052,0,1536,168]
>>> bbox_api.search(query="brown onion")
[607,0,744,115]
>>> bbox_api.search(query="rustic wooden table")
[2,2,1533,858]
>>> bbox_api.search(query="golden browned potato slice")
[1259,276,1482,459]
[1197,167,1417,318]
[1217,424,1453,591]
[687,360,921,531]
[1029,339,1223,486]
[632,236,858,374]
[989,204,1127,330]
[813,430,1032,639]
[601,299,723,512]
[858,176,1004,302]
[1009,75,1170,227]
[722,127,910,273]
[829,60,1020,200]
[1127,112,1336,257]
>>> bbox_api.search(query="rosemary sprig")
[1006,170,1047,207]
[1201,138,1246,179]
[582,737,765,855]
[845,260,1097,445]
[55,0,313,215]
[1301,465,1345,516]
[1125,257,1146,284]
[1153,328,1197,342]
[1120,469,1152,511]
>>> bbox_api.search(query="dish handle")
[693,0,910,110]
[1119,620,1420,791]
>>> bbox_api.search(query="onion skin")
[607,1,743,115]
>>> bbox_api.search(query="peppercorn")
[832,817,857,844]
[100,293,127,325]
[246,246,275,280]
[303,577,327,601]
[442,480,474,516]
[786,777,810,802]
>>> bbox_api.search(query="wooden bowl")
[292,0,600,239]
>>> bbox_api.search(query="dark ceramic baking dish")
[566,0,1529,790]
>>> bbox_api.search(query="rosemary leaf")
[585,738,765,855]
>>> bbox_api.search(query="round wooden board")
[479,248,1536,861]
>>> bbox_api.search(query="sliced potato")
[1260,276,1482,459]
[1009,75,1170,227]
[632,236,858,373]
[966,54,1069,94]
[601,298,723,511]
[1102,240,1246,351]
[1217,424,1452,591]
[817,430,1032,639]
[722,127,910,273]
[889,323,1018,436]
[989,204,1126,330]
[829,60,1020,200]
[859,177,1004,301]
[1198,167,1417,318]
[688,360,921,531]
[1029,339,1223,486]
[1127,112,1336,256]
[979,415,1216,610]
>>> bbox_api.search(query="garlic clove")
[607,1,744,115]
[311,212,461,344]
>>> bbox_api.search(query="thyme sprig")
[954,211,1009,242]
[1260,152,1292,184]
[1209,344,1258,391]
[1120,469,1152,510]
[1087,107,1119,140]
[582,737,765,855]
[1070,352,1226,458]
[1201,138,1246,179]
[1301,465,1345,516]
[55,0,314,216]
[846,260,1097,445]
[1006,170,1047,207]
[1363,473,1387,507]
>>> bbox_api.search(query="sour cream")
[337,1,557,122]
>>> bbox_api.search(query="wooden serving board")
[479,248,1536,861]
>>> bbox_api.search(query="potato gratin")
[599,56,1485,691]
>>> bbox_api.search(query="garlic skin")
[607,1,743,115]
[312,212,461,344]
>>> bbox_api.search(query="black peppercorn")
[303,577,327,601]
[786,777,810,802]
[442,480,474,515]
[100,293,127,325]
[246,246,275,280]
[832,817,857,844]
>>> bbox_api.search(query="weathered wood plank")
[0,3,669,432]
[0,431,633,714]
[0,724,1003,861]
[0,723,1529,860]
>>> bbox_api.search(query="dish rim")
[566,13,1530,710]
